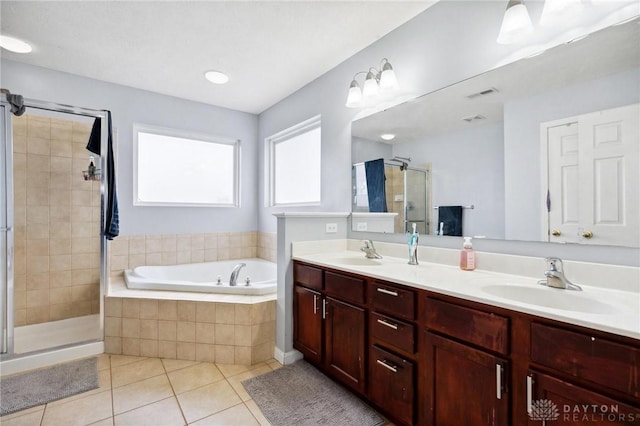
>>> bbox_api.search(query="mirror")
[351,19,640,247]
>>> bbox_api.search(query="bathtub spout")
[229,263,247,286]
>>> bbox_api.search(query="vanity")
[291,241,640,426]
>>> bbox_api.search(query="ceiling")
[0,1,437,114]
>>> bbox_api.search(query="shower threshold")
[14,314,102,355]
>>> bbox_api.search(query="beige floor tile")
[244,399,271,426]
[110,354,147,368]
[266,359,282,370]
[216,361,268,379]
[177,380,242,424]
[161,358,200,373]
[112,374,174,415]
[112,357,165,388]
[226,364,272,402]
[167,363,224,395]
[96,353,111,371]
[88,419,114,426]
[0,405,44,421]
[189,403,259,426]
[41,390,112,426]
[0,410,44,426]
[114,397,185,426]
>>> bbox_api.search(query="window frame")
[265,115,322,207]
[133,123,241,208]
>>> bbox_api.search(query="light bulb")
[345,80,363,108]
[497,0,534,45]
[362,71,379,101]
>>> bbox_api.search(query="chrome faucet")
[538,257,582,291]
[361,240,382,259]
[229,263,246,286]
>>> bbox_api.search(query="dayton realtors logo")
[529,399,640,423]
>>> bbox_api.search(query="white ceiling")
[0,1,437,114]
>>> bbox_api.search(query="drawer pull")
[376,319,398,330]
[377,288,398,297]
[313,294,318,315]
[376,359,398,373]
[496,364,503,400]
[526,375,534,414]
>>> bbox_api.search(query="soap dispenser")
[459,237,475,271]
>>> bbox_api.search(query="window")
[134,124,240,207]
[266,115,321,206]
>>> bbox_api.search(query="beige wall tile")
[140,319,158,340]
[195,302,216,323]
[215,303,235,324]
[158,320,177,341]
[234,304,251,326]
[50,140,73,157]
[72,253,94,270]
[177,301,195,321]
[176,342,196,361]
[72,268,93,285]
[195,344,215,362]
[50,303,74,321]
[122,318,140,339]
[139,339,159,358]
[191,250,204,263]
[129,254,146,269]
[105,317,122,337]
[26,307,49,324]
[71,300,91,317]
[26,289,49,307]
[26,272,49,290]
[252,341,275,364]
[128,236,146,255]
[176,235,191,251]
[161,235,176,252]
[161,251,176,265]
[235,346,252,365]
[204,249,218,262]
[195,322,215,344]
[26,255,48,277]
[27,137,50,155]
[145,235,162,253]
[139,299,158,319]
[252,321,276,346]
[50,255,71,272]
[104,336,122,354]
[50,287,72,304]
[204,234,218,249]
[158,300,177,320]
[122,337,140,356]
[176,251,191,264]
[14,308,26,326]
[191,234,204,250]
[158,340,177,359]
[177,321,195,342]
[50,271,71,288]
[146,253,162,266]
[26,223,49,239]
[14,290,26,309]
[122,299,140,318]
[215,324,234,345]
[214,345,235,364]
[235,325,252,346]
[50,238,71,255]
[110,238,129,256]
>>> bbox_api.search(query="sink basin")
[481,284,615,314]
[327,257,382,266]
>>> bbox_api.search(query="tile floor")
[1,354,281,426]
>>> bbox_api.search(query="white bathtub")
[124,259,277,295]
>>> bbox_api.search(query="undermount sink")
[481,284,615,314]
[328,257,382,266]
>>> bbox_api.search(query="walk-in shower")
[1,94,108,374]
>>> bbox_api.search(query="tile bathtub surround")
[12,114,101,326]
[104,298,276,365]
[108,231,279,273]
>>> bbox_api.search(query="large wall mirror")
[351,18,639,248]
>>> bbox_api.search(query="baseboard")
[274,347,303,365]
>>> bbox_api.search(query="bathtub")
[124,258,277,295]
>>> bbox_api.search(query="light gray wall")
[351,137,392,164]
[392,122,505,239]
[258,0,639,266]
[1,60,259,235]
[504,67,640,241]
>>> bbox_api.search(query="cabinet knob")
[551,229,561,237]
[582,230,593,239]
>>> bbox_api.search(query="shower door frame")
[0,96,109,359]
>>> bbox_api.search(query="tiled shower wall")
[108,232,276,274]
[12,114,101,326]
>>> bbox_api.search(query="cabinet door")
[422,331,509,426]
[526,370,640,425]
[370,345,415,425]
[325,297,366,394]
[293,285,322,365]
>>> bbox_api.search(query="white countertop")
[292,246,640,340]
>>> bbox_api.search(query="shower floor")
[14,314,102,354]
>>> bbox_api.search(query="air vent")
[466,87,499,99]
[461,114,486,123]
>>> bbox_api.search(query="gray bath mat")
[0,357,99,416]
[242,360,384,426]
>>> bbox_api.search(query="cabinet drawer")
[325,271,365,305]
[371,312,415,354]
[531,322,640,397]
[370,345,414,426]
[370,281,416,321]
[293,262,323,291]
[425,297,509,355]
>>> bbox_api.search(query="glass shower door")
[1,100,12,355]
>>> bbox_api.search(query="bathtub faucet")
[229,263,247,286]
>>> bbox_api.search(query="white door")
[544,103,639,247]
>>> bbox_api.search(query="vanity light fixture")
[204,70,229,84]
[0,35,32,53]
[497,0,534,45]
[346,58,399,108]
[380,133,396,141]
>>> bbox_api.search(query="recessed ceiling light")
[380,133,396,141]
[0,35,32,53]
[204,70,229,84]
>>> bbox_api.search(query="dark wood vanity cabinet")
[292,260,640,426]
[293,262,367,394]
